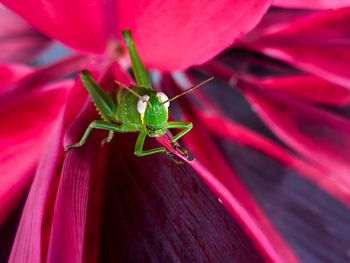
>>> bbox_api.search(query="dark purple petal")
[98,134,267,262]
[217,138,350,262]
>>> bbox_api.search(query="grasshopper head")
[137,91,169,137]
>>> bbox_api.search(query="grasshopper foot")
[101,131,114,146]
[171,143,189,159]
[166,151,185,165]
[64,143,81,152]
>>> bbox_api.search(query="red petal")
[160,75,298,262]
[260,74,350,106]
[273,0,350,9]
[0,80,72,225]
[242,8,350,88]
[9,116,66,262]
[116,0,272,70]
[238,79,350,192]
[1,0,109,52]
[0,63,32,89]
[6,53,87,94]
[0,7,50,63]
[182,123,298,262]
[199,110,350,207]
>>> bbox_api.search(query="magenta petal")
[180,120,298,262]
[117,0,273,70]
[239,79,350,192]
[0,6,50,63]
[0,81,71,226]
[1,0,109,52]
[9,115,65,262]
[199,110,350,207]
[273,0,350,9]
[47,136,102,262]
[242,8,350,88]
[0,63,32,89]
[259,75,350,106]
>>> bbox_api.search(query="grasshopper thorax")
[137,91,169,137]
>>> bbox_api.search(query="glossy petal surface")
[117,0,273,70]
[2,0,273,70]
[260,75,350,105]
[239,80,350,192]
[0,0,108,52]
[0,80,72,226]
[242,8,350,88]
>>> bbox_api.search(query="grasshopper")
[65,29,213,159]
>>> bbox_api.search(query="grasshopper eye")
[137,95,149,114]
[156,92,169,109]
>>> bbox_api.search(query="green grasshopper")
[65,29,213,159]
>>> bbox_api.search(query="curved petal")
[238,79,350,191]
[0,63,32,89]
[241,8,350,88]
[44,64,269,262]
[158,76,298,262]
[9,114,65,262]
[0,0,109,52]
[3,0,273,70]
[117,0,273,70]
[0,80,72,226]
[260,75,350,106]
[273,0,350,10]
[0,6,50,63]
[182,120,299,262]
[98,136,267,262]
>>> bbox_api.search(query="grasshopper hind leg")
[64,120,125,151]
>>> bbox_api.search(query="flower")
[1,1,350,262]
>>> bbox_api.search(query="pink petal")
[3,0,273,70]
[9,71,89,262]
[46,62,128,262]
[238,79,350,192]
[0,6,50,63]
[115,0,273,70]
[1,0,109,52]
[9,114,66,262]
[273,0,350,9]
[6,53,87,94]
[44,64,268,262]
[181,121,299,262]
[0,80,72,226]
[47,126,104,262]
[160,75,298,262]
[196,58,350,206]
[199,110,350,207]
[259,74,350,105]
[241,8,350,88]
[0,63,32,89]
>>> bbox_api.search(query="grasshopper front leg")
[65,120,126,151]
[134,130,168,157]
[167,121,193,158]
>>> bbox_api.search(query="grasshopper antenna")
[162,77,214,105]
[115,80,151,105]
